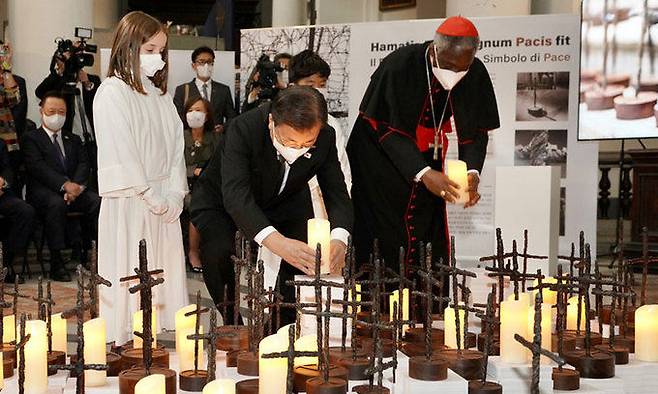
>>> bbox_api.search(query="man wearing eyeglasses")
[190,86,352,325]
[174,46,236,132]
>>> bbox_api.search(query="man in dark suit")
[0,139,35,283]
[174,46,236,131]
[190,86,352,325]
[22,91,100,282]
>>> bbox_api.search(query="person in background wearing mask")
[288,50,351,220]
[189,86,352,326]
[21,91,100,282]
[182,97,219,273]
[173,46,235,133]
[347,16,499,293]
[93,11,188,345]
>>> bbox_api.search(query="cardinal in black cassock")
[347,16,500,288]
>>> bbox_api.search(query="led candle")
[2,314,15,343]
[445,159,469,204]
[19,319,48,393]
[389,289,409,321]
[444,305,465,349]
[533,277,558,306]
[175,304,203,371]
[307,218,331,274]
[528,304,552,364]
[51,313,67,355]
[203,379,236,394]
[258,334,288,394]
[133,309,157,348]
[500,299,529,363]
[293,335,318,366]
[635,304,658,362]
[135,374,165,394]
[566,296,586,331]
[83,318,107,386]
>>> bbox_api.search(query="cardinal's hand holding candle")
[463,172,481,209]
[421,169,460,203]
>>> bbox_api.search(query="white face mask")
[270,122,310,164]
[140,54,166,78]
[196,63,213,80]
[432,46,468,90]
[42,113,66,132]
[277,70,289,87]
[186,111,206,129]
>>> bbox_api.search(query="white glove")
[141,188,169,216]
[162,192,184,223]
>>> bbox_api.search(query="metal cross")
[83,241,112,319]
[627,227,658,305]
[187,305,221,383]
[4,273,30,343]
[16,313,31,394]
[32,277,56,352]
[475,289,500,384]
[185,291,210,374]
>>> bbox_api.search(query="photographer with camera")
[35,30,99,145]
[241,52,291,113]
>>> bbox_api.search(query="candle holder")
[469,290,502,394]
[593,284,631,365]
[117,240,177,394]
[178,291,210,392]
[237,259,269,377]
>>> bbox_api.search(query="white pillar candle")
[135,374,165,394]
[19,319,48,394]
[389,289,409,321]
[83,318,107,386]
[532,277,558,306]
[203,379,236,394]
[566,296,586,331]
[500,299,529,364]
[293,335,318,367]
[635,304,658,362]
[133,309,157,348]
[444,305,465,349]
[307,218,331,274]
[258,334,288,394]
[527,304,552,364]
[51,313,67,355]
[179,325,204,371]
[445,159,469,204]
[3,314,15,343]
[0,351,4,390]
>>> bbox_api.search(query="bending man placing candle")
[190,86,353,326]
[347,15,499,298]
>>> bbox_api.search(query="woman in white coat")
[93,11,189,345]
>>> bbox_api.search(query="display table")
[579,103,658,140]
[3,370,69,394]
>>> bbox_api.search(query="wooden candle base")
[120,347,169,370]
[596,74,631,88]
[306,377,347,394]
[236,378,259,394]
[216,325,249,351]
[3,355,13,378]
[47,351,64,376]
[438,349,484,380]
[468,380,503,394]
[404,327,444,345]
[564,349,615,379]
[552,333,577,354]
[355,321,393,340]
[118,367,177,394]
[116,340,166,353]
[293,364,348,393]
[237,351,259,376]
[599,305,635,325]
[338,357,371,380]
[179,369,208,392]
[564,330,603,348]
[581,70,600,83]
[552,367,580,390]
[408,355,448,381]
[358,338,394,358]
[1,343,15,369]
[595,344,629,364]
[477,334,500,355]
[70,352,122,377]
[227,349,240,367]
[614,92,658,119]
[639,78,658,92]
[328,347,365,364]
[585,86,625,110]
[400,341,447,357]
[527,105,548,118]
[352,384,390,394]
[615,335,635,353]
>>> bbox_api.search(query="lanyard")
[425,45,451,161]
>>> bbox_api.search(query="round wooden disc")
[404,327,444,345]
[468,380,503,394]
[2,343,16,369]
[306,376,347,394]
[237,351,259,376]
[408,355,448,381]
[3,355,13,378]
[226,349,241,368]
[236,378,259,394]
[614,92,658,119]
[596,73,631,88]
[585,86,625,110]
[179,369,208,392]
[438,349,484,381]
[614,335,635,353]
[118,367,177,394]
[328,347,365,364]
[216,326,250,351]
[352,384,390,394]
[639,78,658,93]
[357,338,394,358]
[563,349,615,379]
[551,333,577,354]
[338,357,371,380]
[552,367,580,391]
[355,322,393,340]
[563,330,603,348]
[599,305,635,325]
[120,347,169,370]
[293,364,348,393]
[581,70,600,83]
[527,105,548,118]
[107,352,122,376]
[594,344,629,365]
[117,340,166,353]
[400,341,447,357]
[47,351,63,376]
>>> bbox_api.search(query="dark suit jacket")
[190,103,353,241]
[0,139,12,186]
[22,127,89,202]
[35,72,100,135]
[174,79,236,126]
[10,75,28,137]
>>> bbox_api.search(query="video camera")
[53,27,97,84]
[252,54,283,101]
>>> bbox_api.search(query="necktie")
[53,133,66,170]
[202,83,209,101]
